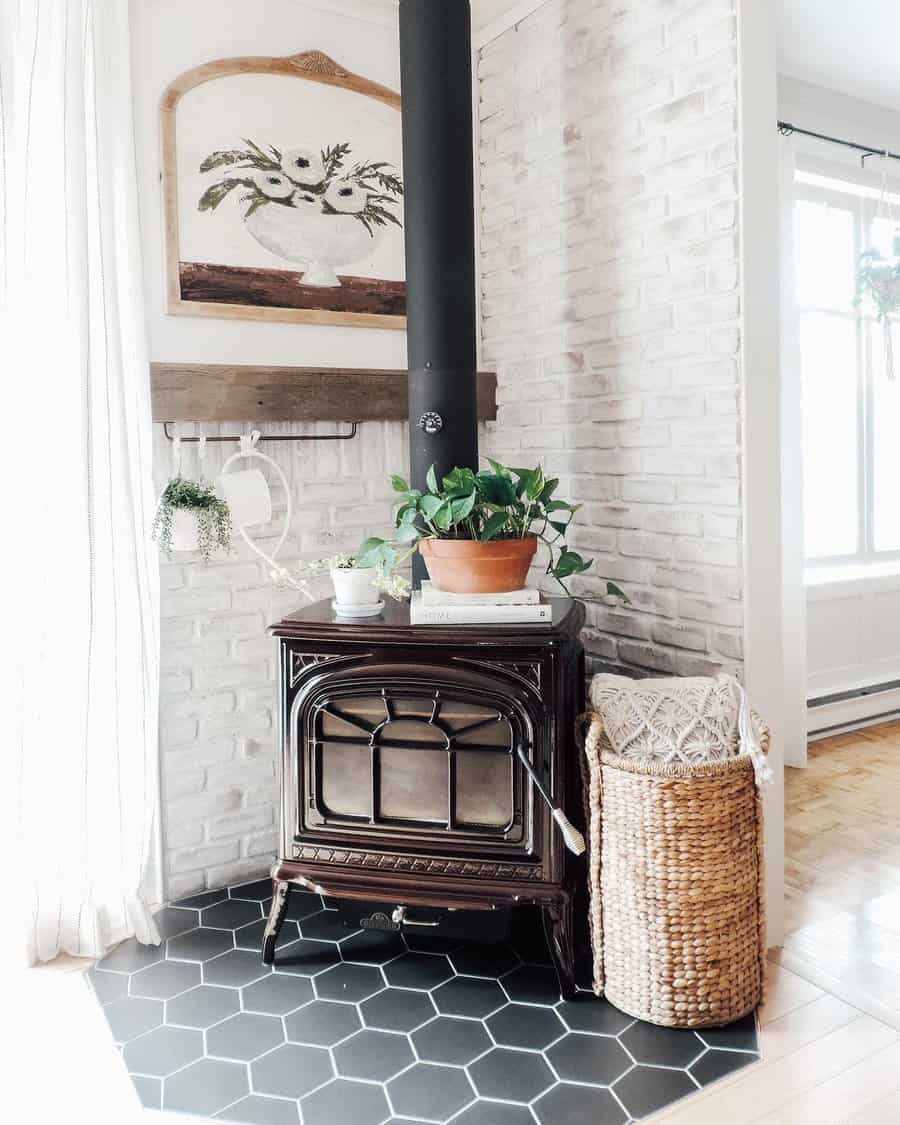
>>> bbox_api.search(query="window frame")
[795,173,900,573]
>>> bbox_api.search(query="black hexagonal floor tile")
[699,1012,758,1052]
[486,1002,565,1049]
[691,1047,758,1086]
[340,928,406,965]
[469,1047,555,1103]
[615,1064,699,1118]
[201,898,263,930]
[123,1025,203,1077]
[131,1076,161,1110]
[361,987,436,1032]
[166,985,242,1029]
[620,1022,705,1068]
[251,1043,333,1100]
[172,889,230,910]
[283,892,326,922]
[235,918,300,952]
[301,1078,390,1125]
[534,1082,629,1125]
[556,996,634,1036]
[387,1062,475,1121]
[130,958,200,999]
[411,1016,491,1065]
[301,909,359,942]
[449,942,520,979]
[432,976,506,1018]
[383,952,453,990]
[164,1058,249,1116]
[168,927,234,963]
[101,996,163,1043]
[153,906,200,939]
[315,963,384,1002]
[454,1103,536,1125]
[203,949,271,988]
[286,999,361,1046]
[95,936,163,974]
[242,972,313,1015]
[501,964,561,1005]
[87,968,128,1005]
[215,1093,299,1124]
[207,1012,285,1061]
[229,879,273,901]
[272,938,340,976]
[334,1029,414,1081]
[547,1032,632,1086]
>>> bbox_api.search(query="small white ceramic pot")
[216,468,272,529]
[169,509,202,552]
[331,566,378,608]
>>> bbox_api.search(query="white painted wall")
[778,76,900,715]
[131,0,411,898]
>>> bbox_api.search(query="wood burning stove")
[262,598,586,996]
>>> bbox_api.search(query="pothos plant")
[356,460,628,601]
[152,477,233,563]
[198,138,404,236]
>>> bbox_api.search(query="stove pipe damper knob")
[400,0,479,584]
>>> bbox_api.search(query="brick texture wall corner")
[478,0,744,681]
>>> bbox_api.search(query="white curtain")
[779,134,808,769]
[0,0,161,962]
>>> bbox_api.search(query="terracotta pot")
[419,536,537,594]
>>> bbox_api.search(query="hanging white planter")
[216,466,273,528]
[168,508,204,552]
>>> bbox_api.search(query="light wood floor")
[775,719,900,1030]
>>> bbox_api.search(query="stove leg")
[262,880,292,965]
[543,898,576,1000]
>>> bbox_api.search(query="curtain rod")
[778,120,900,165]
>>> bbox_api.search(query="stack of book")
[410,582,551,625]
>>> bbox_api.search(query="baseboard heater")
[808,677,900,739]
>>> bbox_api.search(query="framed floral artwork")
[160,50,405,329]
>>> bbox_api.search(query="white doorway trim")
[738,0,787,946]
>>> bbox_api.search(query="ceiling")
[778,0,900,109]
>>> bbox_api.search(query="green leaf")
[487,458,513,479]
[391,474,410,493]
[525,466,545,501]
[476,472,517,507]
[553,549,592,580]
[355,537,388,567]
[419,494,443,520]
[549,520,570,536]
[199,150,249,173]
[426,464,438,494]
[395,522,421,545]
[539,478,560,503]
[442,467,478,497]
[198,179,245,212]
[431,500,453,532]
[480,512,509,542]
[605,581,629,603]
[450,492,477,523]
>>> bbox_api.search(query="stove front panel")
[283,656,549,875]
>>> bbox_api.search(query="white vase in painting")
[244,205,379,288]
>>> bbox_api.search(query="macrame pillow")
[589,672,745,767]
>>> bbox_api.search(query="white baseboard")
[807,684,900,739]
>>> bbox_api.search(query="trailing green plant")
[355,460,628,601]
[152,476,233,563]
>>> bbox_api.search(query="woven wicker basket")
[578,711,768,1029]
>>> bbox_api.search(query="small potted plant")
[357,460,627,601]
[152,476,233,562]
[279,553,411,615]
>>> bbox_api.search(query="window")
[795,172,900,569]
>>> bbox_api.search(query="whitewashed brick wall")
[478,0,744,679]
[155,422,408,900]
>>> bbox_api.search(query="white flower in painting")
[252,171,294,199]
[282,149,325,186]
[325,179,368,214]
[291,189,320,209]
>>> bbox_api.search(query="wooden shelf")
[150,363,498,424]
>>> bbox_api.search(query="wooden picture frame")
[160,50,406,329]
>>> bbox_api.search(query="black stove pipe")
[399,0,479,582]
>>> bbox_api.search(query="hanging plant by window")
[854,169,899,380]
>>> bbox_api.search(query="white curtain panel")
[778,135,808,768]
[0,0,161,962]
